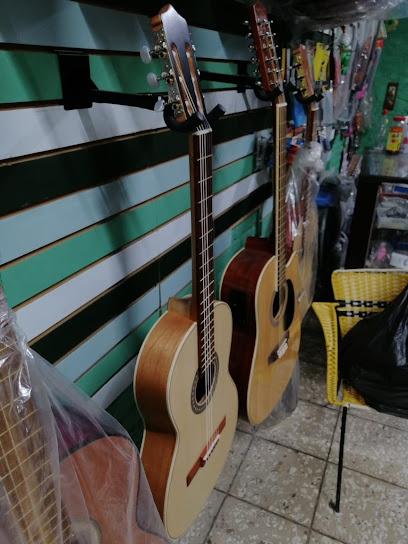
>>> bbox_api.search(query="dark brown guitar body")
[220,238,272,414]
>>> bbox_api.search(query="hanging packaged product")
[401,115,408,153]
[386,116,405,154]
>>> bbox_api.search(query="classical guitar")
[0,290,165,544]
[292,44,321,318]
[133,5,238,540]
[220,0,301,425]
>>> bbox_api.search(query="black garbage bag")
[339,283,408,417]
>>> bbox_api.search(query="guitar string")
[0,374,43,543]
[181,72,211,447]
[0,365,69,543]
[176,58,215,451]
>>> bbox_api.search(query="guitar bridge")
[186,416,226,487]
[268,332,289,365]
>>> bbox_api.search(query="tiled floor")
[178,313,408,544]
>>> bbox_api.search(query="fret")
[8,486,56,531]
[9,473,53,513]
[0,369,19,386]
[199,259,214,272]
[0,427,42,460]
[199,215,213,224]
[196,155,212,161]
[0,410,38,439]
[0,444,46,477]
[198,175,212,183]
[200,280,214,294]
[199,229,213,241]
[2,458,52,491]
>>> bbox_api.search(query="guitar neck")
[274,97,288,291]
[189,129,215,374]
[305,103,319,145]
[0,341,72,544]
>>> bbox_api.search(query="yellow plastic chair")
[312,268,408,512]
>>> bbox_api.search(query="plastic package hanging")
[0,288,168,544]
[286,141,323,318]
[243,0,404,30]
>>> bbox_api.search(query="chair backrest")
[332,268,408,338]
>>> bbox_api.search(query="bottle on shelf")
[374,108,388,150]
[386,116,405,154]
[401,115,408,154]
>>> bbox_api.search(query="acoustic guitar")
[291,45,321,318]
[0,291,165,544]
[133,5,238,540]
[220,0,301,425]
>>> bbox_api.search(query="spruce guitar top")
[220,0,301,425]
[133,5,238,540]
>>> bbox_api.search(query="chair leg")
[331,406,348,514]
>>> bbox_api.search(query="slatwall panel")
[0,0,273,447]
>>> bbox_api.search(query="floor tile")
[309,531,343,544]
[257,400,338,460]
[215,430,252,492]
[236,417,256,434]
[329,414,408,488]
[208,496,309,544]
[300,310,327,367]
[177,489,225,544]
[299,360,329,407]
[230,438,325,526]
[314,463,408,544]
[351,407,408,433]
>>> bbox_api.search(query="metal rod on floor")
[332,406,348,513]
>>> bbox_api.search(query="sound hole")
[270,280,295,328]
[191,354,219,414]
[284,280,295,330]
[271,285,287,321]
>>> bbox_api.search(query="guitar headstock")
[292,44,315,100]
[248,0,282,95]
[149,4,207,130]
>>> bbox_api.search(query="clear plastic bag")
[0,289,168,544]
[251,0,404,29]
[287,142,323,317]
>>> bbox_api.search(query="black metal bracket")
[56,51,164,112]
[57,51,227,133]
[199,59,280,100]
[254,86,282,102]
[285,81,323,104]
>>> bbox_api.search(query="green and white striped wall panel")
[0,1,273,446]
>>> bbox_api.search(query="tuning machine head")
[140,42,168,64]
[146,70,175,89]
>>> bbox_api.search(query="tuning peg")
[248,45,255,51]
[146,72,161,89]
[154,98,166,112]
[246,33,252,39]
[243,20,250,26]
[140,45,154,64]
[251,57,258,64]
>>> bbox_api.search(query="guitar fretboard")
[275,102,288,291]
[0,334,73,544]
[190,130,215,375]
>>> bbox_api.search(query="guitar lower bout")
[134,299,238,540]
